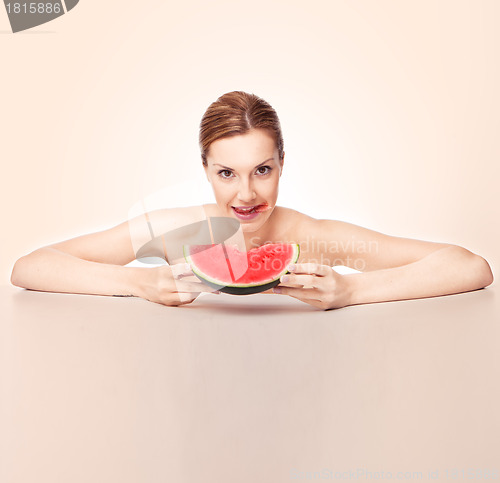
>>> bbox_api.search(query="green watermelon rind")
[183,243,300,296]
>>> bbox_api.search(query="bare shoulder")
[128,204,209,249]
[277,212,459,270]
[268,206,322,244]
[134,204,209,233]
[42,204,220,267]
[296,216,455,271]
[273,206,322,233]
[273,206,309,222]
[202,203,222,217]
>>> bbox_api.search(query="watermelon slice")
[183,243,300,295]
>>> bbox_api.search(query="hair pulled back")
[199,91,284,167]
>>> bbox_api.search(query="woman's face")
[204,128,284,234]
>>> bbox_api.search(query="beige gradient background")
[1,0,499,281]
[2,2,500,483]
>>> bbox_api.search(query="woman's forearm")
[345,246,494,306]
[10,247,141,297]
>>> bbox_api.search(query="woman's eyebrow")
[214,158,274,170]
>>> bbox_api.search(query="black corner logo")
[3,0,79,33]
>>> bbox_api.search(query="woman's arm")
[10,218,144,296]
[10,206,217,302]
[11,247,142,296]
[344,245,493,306]
[290,218,494,308]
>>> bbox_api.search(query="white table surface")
[1,282,499,483]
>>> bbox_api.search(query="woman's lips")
[231,203,268,219]
[232,203,268,212]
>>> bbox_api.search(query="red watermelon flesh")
[183,243,300,295]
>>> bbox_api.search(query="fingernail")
[281,275,289,283]
[287,265,295,271]
[273,287,281,294]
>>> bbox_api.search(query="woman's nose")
[237,180,257,202]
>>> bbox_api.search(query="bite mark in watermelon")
[183,243,300,295]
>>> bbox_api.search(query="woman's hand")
[272,263,353,310]
[134,263,219,306]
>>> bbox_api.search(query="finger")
[288,263,332,277]
[174,291,221,304]
[155,291,197,306]
[173,279,220,293]
[173,292,201,305]
[272,286,325,307]
[170,263,194,279]
[180,276,221,294]
[177,271,222,293]
[279,273,317,288]
[273,285,319,298]
[170,263,220,293]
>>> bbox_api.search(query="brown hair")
[199,91,284,167]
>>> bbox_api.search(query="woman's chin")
[238,221,258,232]
[237,217,266,233]
[221,204,274,232]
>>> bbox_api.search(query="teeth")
[235,206,256,212]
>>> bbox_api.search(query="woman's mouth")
[231,204,268,220]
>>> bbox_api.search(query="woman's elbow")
[455,246,494,289]
[475,256,494,288]
[11,256,29,288]
[11,263,20,287]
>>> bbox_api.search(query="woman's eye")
[218,170,233,179]
[217,166,272,179]
[257,166,272,175]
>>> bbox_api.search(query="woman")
[11,91,494,310]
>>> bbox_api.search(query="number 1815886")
[6,3,62,14]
